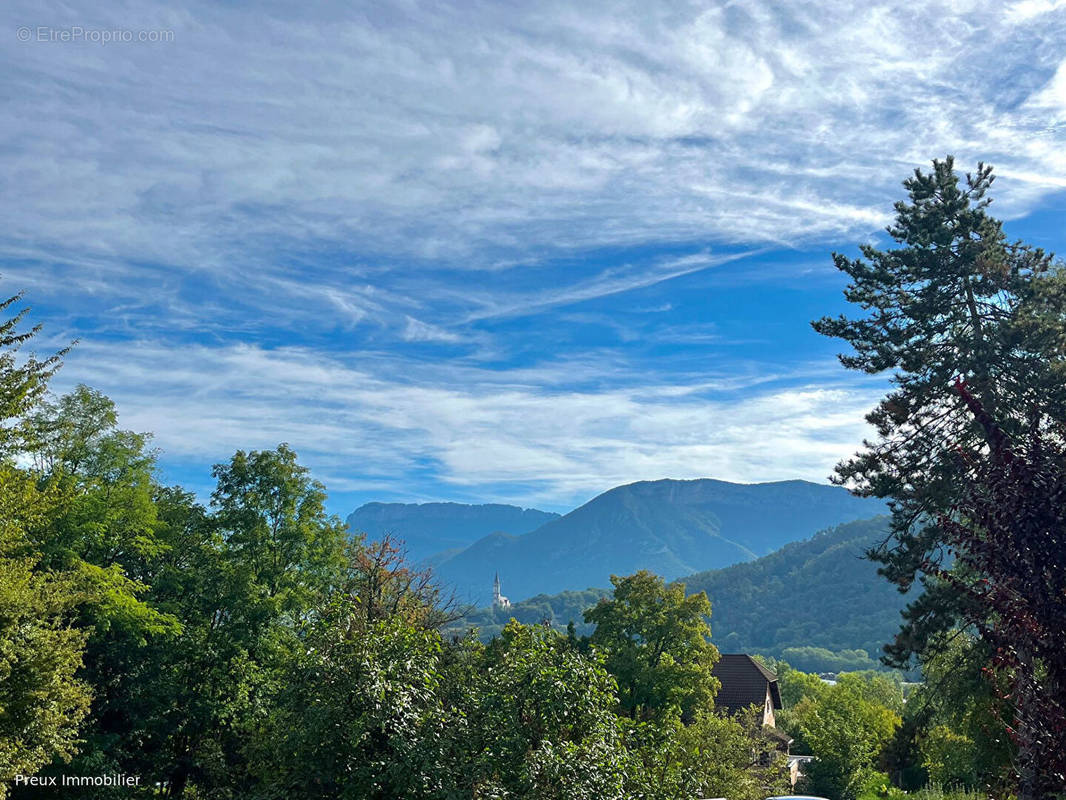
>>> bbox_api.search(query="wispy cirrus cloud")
[461,250,759,322]
[5,0,1066,289]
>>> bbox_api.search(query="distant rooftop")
[711,653,782,713]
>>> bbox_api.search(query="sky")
[4,0,1066,516]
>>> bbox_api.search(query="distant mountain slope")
[345,502,559,563]
[433,479,885,606]
[682,516,904,663]
[447,516,907,671]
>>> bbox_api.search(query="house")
[786,755,815,788]
[712,653,796,781]
[711,653,783,727]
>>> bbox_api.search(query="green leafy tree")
[584,571,720,721]
[836,671,904,716]
[113,486,229,797]
[23,386,177,642]
[0,295,89,795]
[777,663,830,708]
[625,709,788,800]
[0,468,90,797]
[774,663,829,755]
[146,445,348,798]
[799,683,901,800]
[21,388,180,796]
[259,615,636,800]
[247,533,464,799]
[464,622,632,800]
[919,725,977,788]
[250,610,449,800]
[211,444,348,624]
[883,633,1013,794]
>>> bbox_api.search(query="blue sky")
[4,0,1066,516]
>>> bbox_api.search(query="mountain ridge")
[345,501,559,563]
[430,478,886,605]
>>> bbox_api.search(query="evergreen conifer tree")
[812,156,1066,665]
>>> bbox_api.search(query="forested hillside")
[450,517,904,672]
[684,516,902,665]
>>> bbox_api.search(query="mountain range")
[348,478,886,607]
[429,478,885,605]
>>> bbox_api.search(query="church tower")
[493,572,511,608]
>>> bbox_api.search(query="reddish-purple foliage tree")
[931,379,1066,799]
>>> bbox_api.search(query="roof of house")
[711,653,782,713]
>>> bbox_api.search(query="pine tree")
[812,156,1065,665]
[0,292,67,454]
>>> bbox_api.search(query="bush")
[856,770,907,800]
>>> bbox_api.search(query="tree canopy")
[584,570,720,722]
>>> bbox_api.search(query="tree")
[928,381,1066,798]
[250,611,449,800]
[338,532,460,635]
[624,709,788,800]
[246,534,465,799]
[0,295,89,795]
[0,292,66,455]
[777,663,829,708]
[465,622,632,800]
[22,386,177,641]
[0,468,90,797]
[211,444,347,624]
[108,486,231,798]
[774,663,830,756]
[798,682,901,800]
[22,387,181,795]
[835,671,904,716]
[143,445,349,798]
[904,632,1014,792]
[583,571,720,721]
[919,724,978,788]
[811,157,1065,666]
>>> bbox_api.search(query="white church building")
[492,573,511,609]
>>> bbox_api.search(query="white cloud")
[401,315,463,343]
[1006,0,1066,22]
[49,340,883,508]
[462,250,757,322]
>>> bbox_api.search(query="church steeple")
[492,572,510,608]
